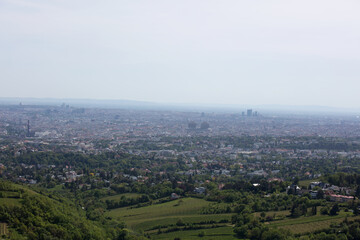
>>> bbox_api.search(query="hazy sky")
[1,0,360,108]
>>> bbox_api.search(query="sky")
[0,0,360,108]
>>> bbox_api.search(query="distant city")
[1,100,360,239]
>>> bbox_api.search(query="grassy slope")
[0,198,21,206]
[106,194,359,237]
[0,184,34,207]
[100,187,360,238]
[106,198,232,231]
[149,210,357,239]
[0,181,106,239]
[268,211,355,234]
[101,193,142,201]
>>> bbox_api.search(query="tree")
[301,204,307,216]
[317,189,324,199]
[356,185,360,198]
[311,206,317,216]
[320,207,329,215]
[262,228,289,240]
[234,225,248,238]
[353,204,360,216]
[290,204,301,218]
[292,177,299,185]
[329,203,339,216]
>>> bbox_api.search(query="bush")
[176,218,185,226]
[219,219,229,223]
[320,207,329,215]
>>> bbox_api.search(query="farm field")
[268,211,355,234]
[106,198,232,231]
[106,196,358,238]
[151,226,237,240]
[0,223,9,237]
[254,209,290,218]
[0,198,21,206]
[279,217,347,234]
[101,193,142,201]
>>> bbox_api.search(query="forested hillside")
[0,180,142,239]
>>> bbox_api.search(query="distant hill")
[0,97,359,115]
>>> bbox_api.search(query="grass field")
[101,193,142,202]
[298,179,320,188]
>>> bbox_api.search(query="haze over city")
[1,0,360,109]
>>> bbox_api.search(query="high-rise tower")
[247,109,253,117]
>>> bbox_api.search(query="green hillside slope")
[0,180,129,239]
